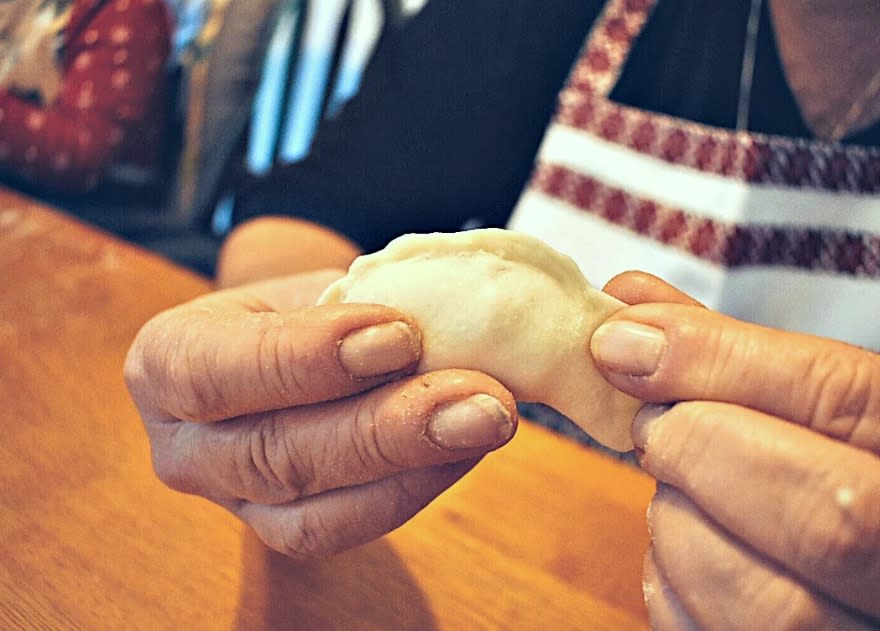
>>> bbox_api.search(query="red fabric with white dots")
[0,0,171,194]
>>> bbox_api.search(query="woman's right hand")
[124,271,517,560]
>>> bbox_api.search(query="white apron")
[509,0,880,349]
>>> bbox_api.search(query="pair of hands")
[124,270,880,629]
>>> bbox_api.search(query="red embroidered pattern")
[555,0,880,193]
[570,0,656,96]
[528,0,880,276]
[556,90,880,193]
[533,162,880,277]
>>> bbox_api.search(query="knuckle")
[254,321,309,404]
[260,473,430,562]
[385,473,428,517]
[150,447,193,494]
[349,399,405,474]
[791,474,880,580]
[233,415,310,503]
[123,332,147,391]
[377,469,441,530]
[124,313,176,402]
[802,349,880,441]
[712,554,824,631]
[665,314,742,391]
[701,322,744,388]
[140,311,228,422]
[763,589,824,631]
[176,342,228,421]
[274,506,336,561]
[823,500,880,574]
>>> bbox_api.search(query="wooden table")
[0,190,655,630]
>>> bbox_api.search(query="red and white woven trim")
[558,0,880,193]
[555,90,880,194]
[531,161,880,277]
[569,0,657,96]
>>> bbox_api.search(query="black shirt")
[233,0,879,252]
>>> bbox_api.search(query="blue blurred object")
[164,0,211,64]
[246,0,306,175]
[247,0,388,173]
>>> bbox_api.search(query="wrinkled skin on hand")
[124,271,517,561]
[595,272,880,630]
[126,263,880,626]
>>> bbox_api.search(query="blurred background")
[1,0,428,275]
[0,0,604,277]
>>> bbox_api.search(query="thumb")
[590,303,880,453]
[125,278,422,423]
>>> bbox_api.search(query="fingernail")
[427,394,513,450]
[632,403,672,451]
[591,321,667,376]
[339,321,421,378]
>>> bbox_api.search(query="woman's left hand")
[592,272,880,630]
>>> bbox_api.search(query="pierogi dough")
[317,229,641,451]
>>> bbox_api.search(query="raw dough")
[317,229,640,451]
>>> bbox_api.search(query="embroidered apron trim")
[526,0,880,278]
[533,162,880,277]
[555,0,880,194]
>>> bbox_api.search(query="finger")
[635,404,880,618]
[590,303,880,452]
[642,548,701,631]
[602,271,705,307]
[146,369,517,505]
[650,484,879,630]
[228,460,477,561]
[125,278,423,423]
